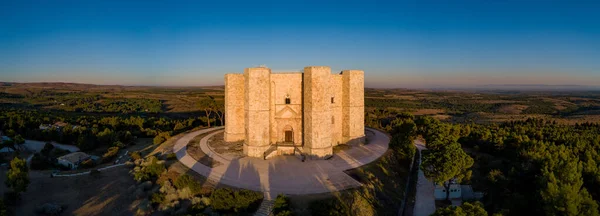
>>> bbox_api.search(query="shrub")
[159,181,178,203]
[187,202,207,215]
[174,174,202,195]
[150,192,165,205]
[80,159,96,169]
[102,146,120,162]
[210,188,235,212]
[129,151,142,160]
[13,135,25,144]
[210,188,263,213]
[41,143,54,156]
[133,156,165,182]
[273,194,293,216]
[166,153,177,160]
[309,198,348,216]
[30,153,51,170]
[188,197,212,215]
[232,189,263,212]
[112,141,125,148]
[153,132,171,145]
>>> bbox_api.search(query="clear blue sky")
[1,0,599,88]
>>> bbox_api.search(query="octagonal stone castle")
[224,66,365,159]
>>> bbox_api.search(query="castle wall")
[224,74,245,142]
[271,73,303,145]
[224,66,364,159]
[303,66,333,158]
[244,67,271,157]
[331,74,343,146]
[342,70,365,144]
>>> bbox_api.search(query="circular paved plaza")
[173,126,389,198]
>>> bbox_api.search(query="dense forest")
[460,119,600,215]
[366,107,600,215]
[0,92,224,155]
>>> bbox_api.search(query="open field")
[2,82,599,124]
[0,82,224,117]
[365,88,600,124]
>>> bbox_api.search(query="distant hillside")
[460,84,600,91]
[0,82,223,93]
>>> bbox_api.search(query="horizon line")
[3,81,600,91]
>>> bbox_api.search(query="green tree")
[5,157,29,193]
[198,96,217,127]
[461,202,488,216]
[539,146,599,216]
[432,201,487,216]
[173,122,186,132]
[273,194,294,216]
[96,128,116,146]
[13,134,25,144]
[153,132,170,145]
[389,121,417,158]
[422,142,473,200]
[214,100,225,126]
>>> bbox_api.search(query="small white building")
[434,183,462,200]
[57,152,91,170]
[434,182,484,202]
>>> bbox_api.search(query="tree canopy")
[5,157,29,193]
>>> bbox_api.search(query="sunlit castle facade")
[224,66,365,159]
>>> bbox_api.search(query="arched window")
[331,96,335,104]
[285,94,290,104]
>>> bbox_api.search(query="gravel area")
[207,132,244,159]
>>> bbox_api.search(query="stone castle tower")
[224,66,364,159]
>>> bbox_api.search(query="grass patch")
[186,132,221,168]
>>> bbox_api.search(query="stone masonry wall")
[224,74,245,142]
[271,73,303,145]
[224,66,364,159]
[244,67,271,157]
[303,66,333,158]
[342,70,365,144]
[331,74,343,146]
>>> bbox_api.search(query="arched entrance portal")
[283,125,293,144]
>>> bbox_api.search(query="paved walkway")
[173,127,389,199]
[413,141,436,216]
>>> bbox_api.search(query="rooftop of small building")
[57,151,90,163]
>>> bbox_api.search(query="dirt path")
[14,166,138,216]
[413,141,436,216]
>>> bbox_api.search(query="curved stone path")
[173,127,389,198]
